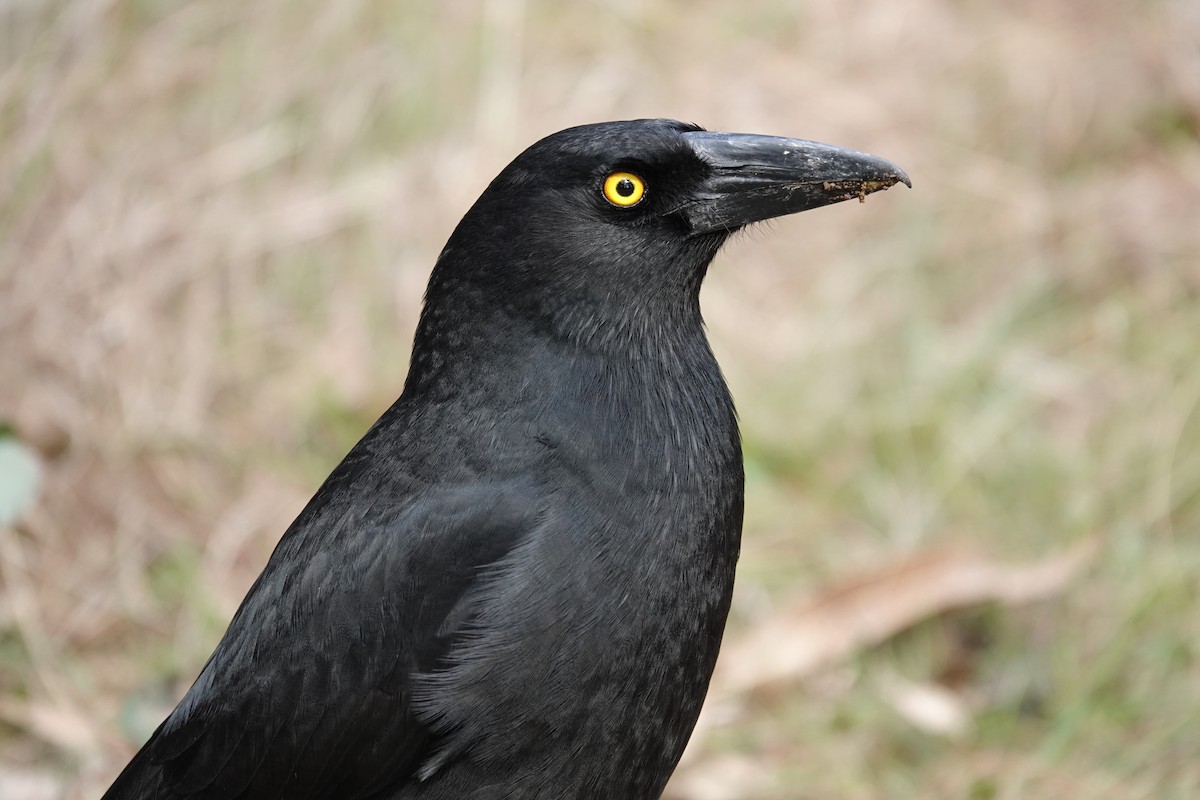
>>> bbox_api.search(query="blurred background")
[2,0,1199,797]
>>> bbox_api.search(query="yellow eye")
[602,172,646,207]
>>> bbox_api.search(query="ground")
[2,1,1199,797]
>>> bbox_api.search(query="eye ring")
[602,172,646,207]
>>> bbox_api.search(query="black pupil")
[616,178,636,197]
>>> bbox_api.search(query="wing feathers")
[105,480,541,800]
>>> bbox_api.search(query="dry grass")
[2,0,1199,797]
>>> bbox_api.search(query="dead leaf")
[714,538,1097,697]
[876,670,971,737]
[676,538,1098,765]
[0,696,99,752]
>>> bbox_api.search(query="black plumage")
[103,119,908,799]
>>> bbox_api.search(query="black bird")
[103,119,908,800]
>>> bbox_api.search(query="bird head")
[421,119,908,351]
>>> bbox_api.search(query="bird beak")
[678,131,911,235]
